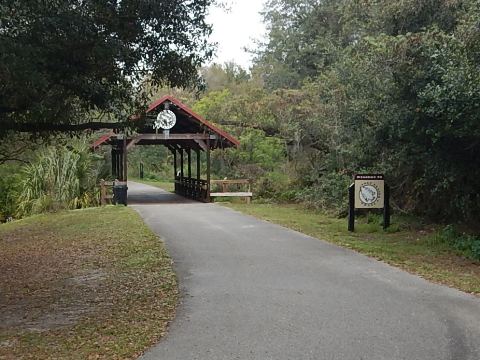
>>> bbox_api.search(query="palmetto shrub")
[16,144,104,217]
[428,225,480,262]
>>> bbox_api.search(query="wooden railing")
[175,176,208,201]
[100,179,114,205]
[210,179,252,203]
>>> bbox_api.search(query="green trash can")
[113,181,128,206]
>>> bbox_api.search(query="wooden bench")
[210,179,253,203]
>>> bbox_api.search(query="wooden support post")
[196,149,201,180]
[187,148,192,179]
[246,180,251,204]
[180,148,184,179]
[348,183,355,232]
[383,184,390,230]
[123,136,128,181]
[118,151,122,179]
[206,136,211,202]
[117,149,123,181]
[111,148,115,178]
[173,149,177,179]
[114,141,123,181]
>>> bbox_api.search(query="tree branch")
[2,121,127,133]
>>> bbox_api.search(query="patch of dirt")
[0,268,107,331]
[0,223,110,332]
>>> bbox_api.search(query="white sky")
[207,0,267,70]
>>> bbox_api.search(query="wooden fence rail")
[175,176,208,201]
[210,179,253,203]
[100,179,114,205]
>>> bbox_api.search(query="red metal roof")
[91,130,115,150]
[147,95,240,147]
[92,95,239,149]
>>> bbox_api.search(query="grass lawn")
[224,203,480,296]
[0,206,177,359]
[131,178,174,193]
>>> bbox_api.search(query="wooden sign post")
[348,174,390,231]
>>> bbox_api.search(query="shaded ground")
[128,181,191,205]
[0,206,177,359]
[128,182,480,360]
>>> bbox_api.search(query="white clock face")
[154,110,176,130]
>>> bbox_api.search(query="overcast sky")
[206,0,267,70]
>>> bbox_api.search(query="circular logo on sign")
[359,183,379,205]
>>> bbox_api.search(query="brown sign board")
[354,174,385,209]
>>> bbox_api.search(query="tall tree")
[251,0,480,220]
[255,0,345,89]
[0,0,215,135]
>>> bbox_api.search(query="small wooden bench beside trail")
[210,179,253,203]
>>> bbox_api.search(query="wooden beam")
[3,121,126,133]
[126,136,141,150]
[194,139,208,151]
[130,133,212,141]
[210,192,253,197]
[210,179,250,185]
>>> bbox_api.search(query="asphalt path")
[128,181,480,360]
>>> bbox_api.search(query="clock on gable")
[153,109,176,131]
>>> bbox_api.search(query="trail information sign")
[354,174,384,209]
[348,174,390,232]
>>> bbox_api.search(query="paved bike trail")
[128,181,480,360]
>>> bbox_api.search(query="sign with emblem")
[354,174,384,209]
[348,174,390,231]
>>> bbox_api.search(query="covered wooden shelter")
[93,95,239,202]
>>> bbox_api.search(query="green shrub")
[16,144,105,217]
[0,167,22,221]
[144,172,162,181]
[385,223,400,233]
[366,213,382,225]
[429,225,480,261]
[277,189,299,202]
[255,171,291,199]
[296,172,351,215]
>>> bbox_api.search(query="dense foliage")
[189,0,479,222]
[0,0,214,135]
[430,225,480,261]
[0,142,107,220]
[1,0,478,226]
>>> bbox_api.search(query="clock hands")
[155,110,176,130]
